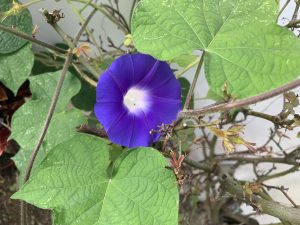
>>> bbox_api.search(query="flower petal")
[137,60,176,92]
[94,102,127,132]
[108,59,133,94]
[104,113,158,148]
[131,53,157,83]
[105,113,135,147]
[150,75,181,100]
[96,72,123,102]
[146,97,181,126]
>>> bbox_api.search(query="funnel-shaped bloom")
[94,53,181,148]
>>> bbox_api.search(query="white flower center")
[123,87,149,113]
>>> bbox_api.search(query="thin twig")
[72,0,128,33]
[102,4,130,33]
[277,0,291,22]
[129,0,137,25]
[176,58,199,78]
[0,24,67,54]
[263,184,298,208]
[22,51,73,182]
[0,121,11,131]
[67,0,103,56]
[292,2,300,21]
[41,9,100,79]
[72,63,97,87]
[184,157,212,172]
[260,165,300,182]
[244,110,294,127]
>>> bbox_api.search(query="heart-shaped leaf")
[12,134,179,225]
[10,71,87,180]
[132,0,300,98]
[0,44,34,93]
[0,0,33,54]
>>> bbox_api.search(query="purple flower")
[94,53,181,148]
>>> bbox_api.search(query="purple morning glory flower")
[94,53,181,148]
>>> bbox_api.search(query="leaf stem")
[72,63,97,87]
[183,52,205,110]
[176,57,200,79]
[129,0,137,25]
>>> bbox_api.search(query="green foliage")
[179,77,193,109]
[0,43,33,93]
[10,71,87,179]
[0,0,33,54]
[171,54,198,68]
[12,134,179,225]
[172,121,196,152]
[71,67,96,111]
[206,88,224,101]
[132,0,300,98]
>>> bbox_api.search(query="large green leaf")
[132,0,300,98]
[10,71,87,179]
[0,43,33,93]
[12,134,179,225]
[0,0,33,54]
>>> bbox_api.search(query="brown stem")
[184,157,212,172]
[263,184,298,208]
[0,24,67,54]
[179,78,300,118]
[260,165,300,182]
[22,9,97,184]
[221,174,300,224]
[277,0,291,22]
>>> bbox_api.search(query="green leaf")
[179,77,193,109]
[171,122,196,152]
[31,59,60,75]
[0,0,33,54]
[71,67,96,111]
[99,57,114,70]
[10,71,87,179]
[12,146,45,182]
[132,0,300,98]
[171,54,198,68]
[12,134,179,225]
[206,88,223,101]
[0,44,33,93]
